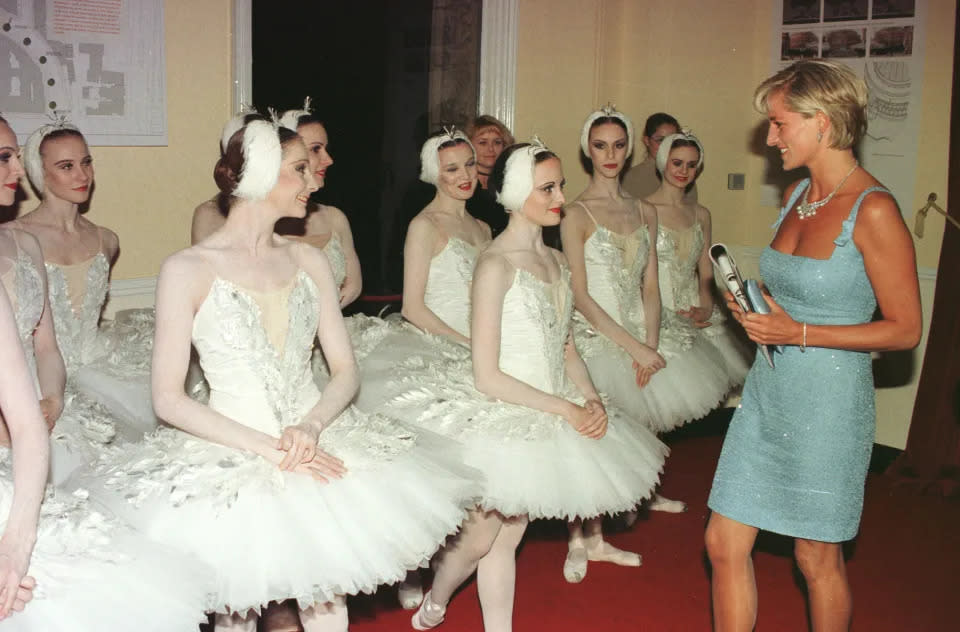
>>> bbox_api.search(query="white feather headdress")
[278,97,312,132]
[23,115,81,194]
[655,128,704,174]
[496,137,551,212]
[580,103,634,158]
[419,126,475,185]
[232,119,283,201]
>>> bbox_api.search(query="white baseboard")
[104,276,157,318]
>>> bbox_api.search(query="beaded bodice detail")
[578,223,650,340]
[499,264,573,395]
[1,249,44,380]
[423,237,478,338]
[323,233,346,289]
[192,271,320,437]
[656,221,704,312]
[45,253,110,370]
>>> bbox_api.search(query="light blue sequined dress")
[708,180,886,542]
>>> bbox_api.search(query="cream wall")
[17,0,234,282]
[515,0,956,448]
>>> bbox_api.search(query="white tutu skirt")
[76,408,480,616]
[47,389,118,486]
[576,327,733,433]
[342,314,471,412]
[699,308,753,387]
[0,473,208,632]
[377,358,668,520]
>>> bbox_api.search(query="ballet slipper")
[585,541,642,567]
[411,590,446,630]
[648,493,688,513]
[563,545,588,583]
[398,575,425,610]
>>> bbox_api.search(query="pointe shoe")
[648,493,688,513]
[411,591,446,630]
[586,541,642,567]
[399,578,425,610]
[563,546,588,583]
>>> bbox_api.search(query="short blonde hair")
[465,115,515,146]
[754,59,868,150]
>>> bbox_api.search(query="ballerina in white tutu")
[0,113,209,632]
[9,120,157,479]
[74,119,478,632]
[349,128,489,408]
[646,130,753,385]
[371,140,667,631]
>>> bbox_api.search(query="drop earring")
[816,128,823,143]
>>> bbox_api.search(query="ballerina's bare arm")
[0,286,48,617]
[321,206,363,307]
[679,205,715,324]
[401,215,470,345]
[20,233,65,426]
[735,190,921,352]
[559,203,665,373]
[639,201,663,351]
[471,252,605,438]
[294,241,360,428]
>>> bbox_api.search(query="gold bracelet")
[800,322,807,352]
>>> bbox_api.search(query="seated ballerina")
[372,140,668,631]
[9,120,156,480]
[71,119,480,632]
[0,113,209,632]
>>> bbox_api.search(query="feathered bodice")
[0,249,44,381]
[656,221,704,312]
[192,272,321,437]
[45,253,110,370]
[499,265,573,395]
[323,233,346,289]
[423,237,477,338]
[578,224,650,339]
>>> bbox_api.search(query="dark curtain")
[886,7,960,496]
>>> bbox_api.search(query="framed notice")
[0,0,166,146]
[768,0,925,216]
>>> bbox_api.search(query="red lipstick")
[603,163,618,169]
[549,207,562,214]
[3,183,17,191]
[73,185,89,192]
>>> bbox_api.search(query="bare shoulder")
[853,188,903,235]
[475,246,515,277]
[407,211,441,239]
[193,197,219,217]
[694,203,712,223]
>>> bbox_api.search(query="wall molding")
[232,0,253,112]
[478,0,518,131]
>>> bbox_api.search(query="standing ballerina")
[560,107,733,583]
[646,131,753,386]
[0,113,209,632]
[12,121,157,455]
[706,60,921,631]
[377,140,667,631]
[75,119,478,632]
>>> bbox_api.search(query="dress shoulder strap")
[771,179,810,230]
[572,200,600,227]
[834,186,891,247]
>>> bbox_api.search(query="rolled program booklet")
[709,243,775,369]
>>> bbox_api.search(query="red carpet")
[341,416,960,631]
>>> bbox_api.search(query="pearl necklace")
[796,161,858,220]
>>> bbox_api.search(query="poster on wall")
[770,0,924,217]
[0,0,166,146]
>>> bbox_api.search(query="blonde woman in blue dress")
[561,107,732,582]
[706,60,921,631]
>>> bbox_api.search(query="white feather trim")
[655,129,704,174]
[232,120,282,201]
[279,97,312,132]
[496,141,550,211]
[23,121,81,194]
[579,104,634,159]
[419,128,474,185]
